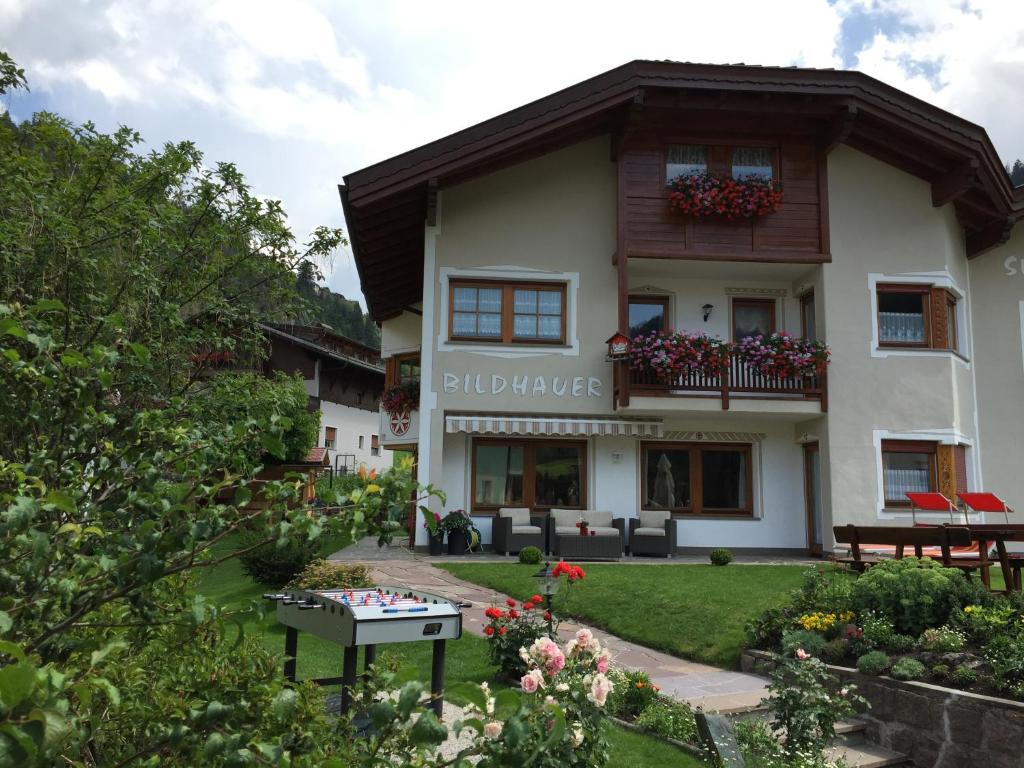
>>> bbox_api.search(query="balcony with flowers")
[618,330,830,416]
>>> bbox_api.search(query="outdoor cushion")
[556,525,618,537]
[555,526,580,536]
[638,509,670,529]
[588,510,614,527]
[588,526,619,537]
[634,526,667,537]
[550,509,582,529]
[510,525,542,534]
[498,507,531,526]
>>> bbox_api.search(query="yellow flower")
[964,606,974,614]
[365,484,381,494]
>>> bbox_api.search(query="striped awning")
[444,415,663,438]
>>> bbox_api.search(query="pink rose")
[520,672,539,693]
[588,673,613,707]
[596,658,609,674]
[546,650,566,675]
[575,628,594,647]
[484,721,502,740]
[796,648,810,660]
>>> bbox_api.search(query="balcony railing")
[624,353,827,411]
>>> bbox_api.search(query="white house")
[339,61,1024,554]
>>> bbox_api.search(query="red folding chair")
[906,492,963,525]
[958,492,1014,523]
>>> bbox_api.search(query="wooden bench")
[832,524,979,574]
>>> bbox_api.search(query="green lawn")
[196,537,700,766]
[437,562,811,668]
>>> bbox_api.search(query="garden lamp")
[533,562,559,636]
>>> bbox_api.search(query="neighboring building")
[262,323,390,475]
[339,60,1024,553]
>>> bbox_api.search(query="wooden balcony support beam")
[932,159,979,208]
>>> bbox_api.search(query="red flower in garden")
[484,626,494,637]
[508,609,519,619]
[523,601,535,611]
[544,611,552,621]
[498,626,507,636]
[531,594,543,604]
[484,607,501,619]
[506,598,516,608]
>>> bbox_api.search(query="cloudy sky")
[2,0,1023,307]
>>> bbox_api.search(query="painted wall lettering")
[442,371,603,398]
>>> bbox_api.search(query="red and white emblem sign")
[389,410,411,437]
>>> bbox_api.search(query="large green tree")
[0,55,438,766]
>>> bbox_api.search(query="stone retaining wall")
[742,650,1024,768]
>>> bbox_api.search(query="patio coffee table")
[552,532,622,560]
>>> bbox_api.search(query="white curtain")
[666,144,707,180]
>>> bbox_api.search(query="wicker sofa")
[547,509,624,560]
[627,510,676,557]
[492,507,546,555]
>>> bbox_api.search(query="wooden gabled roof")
[341,60,1024,321]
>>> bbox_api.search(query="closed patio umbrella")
[652,452,675,508]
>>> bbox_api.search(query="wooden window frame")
[881,439,938,507]
[876,283,932,349]
[800,291,815,340]
[324,426,337,449]
[628,295,671,337]
[470,437,587,515]
[640,441,754,518]
[945,292,959,353]
[731,298,776,342]
[370,434,380,456]
[385,351,421,388]
[663,141,780,187]
[448,279,567,345]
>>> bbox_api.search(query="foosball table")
[264,587,465,716]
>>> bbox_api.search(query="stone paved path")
[330,540,770,714]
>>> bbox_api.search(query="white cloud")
[2,0,1022,307]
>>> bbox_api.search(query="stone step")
[825,737,909,768]
[834,719,868,736]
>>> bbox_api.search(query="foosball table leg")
[430,639,445,719]
[364,644,376,674]
[283,626,298,683]
[340,646,358,715]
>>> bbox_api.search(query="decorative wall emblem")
[389,411,411,437]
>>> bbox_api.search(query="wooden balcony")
[618,354,827,413]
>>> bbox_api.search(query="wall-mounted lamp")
[702,303,714,322]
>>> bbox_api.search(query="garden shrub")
[606,669,659,720]
[287,559,371,590]
[890,658,926,681]
[518,546,543,565]
[932,663,951,680]
[856,651,890,676]
[764,652,866,758]
[957,603,1019,643]
[852,557,973,636]
[794,566,856,616]
[782,629,828,659]
[950,665,978,686]
[634,698,698,744]
[984,634,1024,692]
[482,597,549,680]
[821,638,850,664]
[238,530,321,587]
[745,606,792,650]
[709,548,733,566]
[919,626,966,653]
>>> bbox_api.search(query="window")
[876,284,961,351]
[628,296,669,338]
[665,144,707,181]
[397,354,420,383]
[881,440,937,506]
[641,442,753,516]
[732,298,776,342]
[732,147,774,180]
[877,285,929,346]
[370,434,380,457]
[324,426,336,449]
[800,292,816,340]
[472,439,585,512]
[449,280,566,344]
[358,435,364,450]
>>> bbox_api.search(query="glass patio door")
[804,443,823,556]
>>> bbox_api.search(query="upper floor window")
[666,144,707,180]
[450,280,566,344]
[629,296,669,338]
[800,292,816,340]
[370,434,380,456]
[876,284,959,351]
[732,298,776,342]
[324,426,336,449]
[732,147,774,180]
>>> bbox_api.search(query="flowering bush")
[797,611,855,636]
[668,172,783,219]
[629,330,731,382]
[381,380,419,416]
[735,333,830,378]
[606,668,659,720]
[438,509,472,535]
[552,560,586,582]
[514,629,615,767]
[484,596,551,680]
[764,649,867,758]
[421,507,442,536]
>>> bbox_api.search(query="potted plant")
[440,509,472,555]
[421,506,444,556]
[577,517,589,537]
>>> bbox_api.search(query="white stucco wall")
[381,308,422,358]
[968,225,1024,514]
